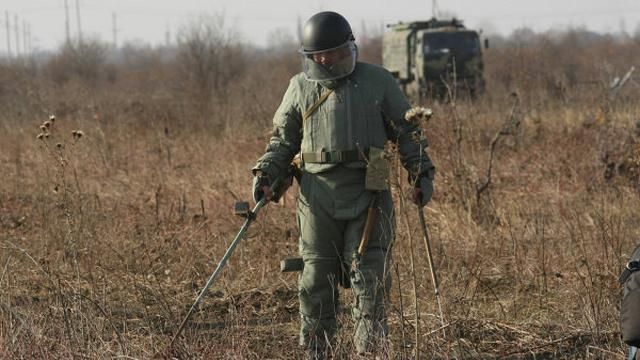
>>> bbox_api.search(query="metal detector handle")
[170,175,285,347]
[418,205,447,335]
[418,207,439,295]
[358,193,379,257]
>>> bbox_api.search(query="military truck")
[383,18,486,101]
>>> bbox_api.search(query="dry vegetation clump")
[1,23,640,359]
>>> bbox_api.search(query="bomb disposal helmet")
[300,11,357,81]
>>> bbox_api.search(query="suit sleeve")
[252,78,303,181]
[381,71,435,183]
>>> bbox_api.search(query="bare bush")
[357,23,383,64]
[0,61,40,120]
[43,39,109,86]
[484,27,640,106]
[176,14,246,116]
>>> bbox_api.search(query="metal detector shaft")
[417,206,446,330]
[170,177,283,347]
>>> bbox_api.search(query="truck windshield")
[423,32,479,55]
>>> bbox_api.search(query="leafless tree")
[176,14,246,115]
[44,38,108,86]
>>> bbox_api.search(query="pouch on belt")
[365,146,390,191]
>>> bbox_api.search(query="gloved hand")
[411,176,433,207]
[252,172,273,203]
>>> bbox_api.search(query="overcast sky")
[1,0,639,53]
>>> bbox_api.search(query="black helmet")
[301,11,355,53]
[300,11,357,82]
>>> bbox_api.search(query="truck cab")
[383,18,486,101]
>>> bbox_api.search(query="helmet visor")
[300,41,357,81]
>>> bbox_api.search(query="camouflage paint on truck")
[383,18,486,101]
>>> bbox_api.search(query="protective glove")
[411,176,433,207]
[252,172,273,203]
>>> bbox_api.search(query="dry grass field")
[1,27,640,359]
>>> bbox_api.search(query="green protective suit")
[253,62,435,354]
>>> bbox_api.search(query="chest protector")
[298,65,390,173]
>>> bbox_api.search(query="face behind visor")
[300,40,357,82]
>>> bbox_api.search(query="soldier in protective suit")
[252,11,435,358]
